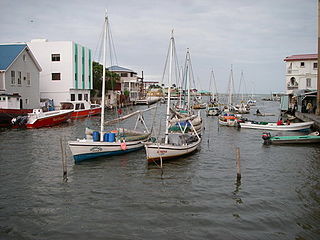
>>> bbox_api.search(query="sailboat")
[68,12,152,164]
[218,66,242,126]
[234,71,250,114]
[144,32,201,164]
[169,48,203,136]
[206,69,221,116]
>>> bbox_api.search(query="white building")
[108,65,142,102]
[284,54,317,94]
[0,44,41,109]
[27,39,93,108]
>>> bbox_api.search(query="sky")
[0,0,317,94]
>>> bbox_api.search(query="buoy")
[120,140,127,150]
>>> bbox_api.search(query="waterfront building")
[0,44,41,109]
[284,54,317,94]
[108,65,142,103]
[27,39,93,108]
[282,54,318,113]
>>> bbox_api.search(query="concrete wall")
[28,40,92,108]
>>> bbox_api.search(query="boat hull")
[145,139,201,163]
[240,121,314,131]
[26,110,73,128]
[70,107,101,119]
[265,135,320,144]
[69,140,146,164]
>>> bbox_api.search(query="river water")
[0,98,319,240]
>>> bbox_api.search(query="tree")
[92,61,120,97]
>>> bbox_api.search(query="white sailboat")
[169,48,203,135]
[145,32,201,164]
[234,71,250,114]
[68,12,152,164]
[206,69,221,116]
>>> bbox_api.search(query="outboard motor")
[262,132,271,144]
[11,116,28,127]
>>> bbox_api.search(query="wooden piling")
[236,147,241,181]
[60,138,68,182]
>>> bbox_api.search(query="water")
[1,99,320,240]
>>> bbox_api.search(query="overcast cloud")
[0,0,316,93]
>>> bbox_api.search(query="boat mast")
[165,31,174,144]
[210,69,214,101]
[100,11,108,141]
[186,49,191,111]
[228,65,234,108]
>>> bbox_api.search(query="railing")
[287,82,298,90]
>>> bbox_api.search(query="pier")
[295,112,320,130]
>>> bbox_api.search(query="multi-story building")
[27,39,93,108]
[284,54,317,94]
[0,44,41,109]
[108,65,142,102]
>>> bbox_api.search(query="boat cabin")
[60,101,98,111]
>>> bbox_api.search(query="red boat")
[0,109,33,128]
[14,109,74,129]
[60,101,101,119]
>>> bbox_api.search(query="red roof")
[284,54,317,61]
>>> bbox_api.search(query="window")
[71,94,75,101]
[51,54,60,61]
[25,99,29,105]
[78,94,82,101]
[80,103,85,109]
[306,78,311,88]
[23,54,26,61]
[314,62,318,69]
[17,71,22,85]
[27,73,31,86]
[11,71,15,85]
[84,94,88,101]
[121,73,127,77]
[52,73,61,80]
[300,62,305,67]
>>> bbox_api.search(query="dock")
[295,112,320,130]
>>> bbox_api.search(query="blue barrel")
[93,131,100,142]
[103,133,109,142]
[108,132,115,142]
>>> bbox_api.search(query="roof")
[0,44,26,70]
[0,44,41,71]
[108,65,136,73]
[284,54,317,62]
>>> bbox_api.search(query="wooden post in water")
[60,138,68,182]
[236,147,241,181]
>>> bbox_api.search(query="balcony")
[287,82,298,90]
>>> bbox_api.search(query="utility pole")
[317,0,320,115]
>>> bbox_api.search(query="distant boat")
[218,112,242,127]
[262,131,320,144]
[206,106,220,116]
[60,101,101,119]
[12,108,73,128]
[240,121,314,131]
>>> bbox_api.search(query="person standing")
[306,101,313,113]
